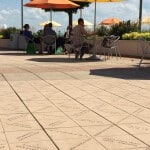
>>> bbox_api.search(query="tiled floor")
[0,50,150,150]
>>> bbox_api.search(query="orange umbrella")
[24,0,79,22]
[24,0,79,9]
[100,18,122,25]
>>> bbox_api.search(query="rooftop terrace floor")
[0,50,150,150]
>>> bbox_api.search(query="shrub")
[0,27,20,39]
[96,25,110,36]
[109,20,138,39]
[122,32,150,40]
[96,20,139,39]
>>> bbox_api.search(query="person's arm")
[81,26,95,37]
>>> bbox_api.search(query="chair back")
[138,37,149,55]
[42,35,56,46]
[138,37,150,68]
[101,35,120,48]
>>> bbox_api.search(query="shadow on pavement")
[0,51,28,56]
[27,57,101,63]
[90,67,150,80]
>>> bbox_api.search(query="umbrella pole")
[50,10,52,21]
[80,9,82,18]
[94,0,96,31]
[21,0,23,31]
[139,0,142,32]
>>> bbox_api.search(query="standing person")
[72,18,94,59]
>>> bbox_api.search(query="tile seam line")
[17,69,150,148]
[1,73,60,150]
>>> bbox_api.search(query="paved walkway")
[0,50,150,150]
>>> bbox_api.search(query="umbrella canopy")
[142,16,150,24]
[24,0,79,9]
[72,0,124,30]
[39,20,62,27]
[73,20,93,26]
[24,0,79,23]
[100,17,122,25]
[72,0,122,2]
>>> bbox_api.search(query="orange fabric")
[71,0,123,2]
[100,18,122,25]
[24,0,79,9]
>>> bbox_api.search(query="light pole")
[139,0,142,32]
[21,0,23,31]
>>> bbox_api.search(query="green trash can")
[26,42,36,54]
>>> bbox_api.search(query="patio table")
[85,35,102,60]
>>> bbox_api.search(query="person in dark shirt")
[43,23,57,36]
[23,24,42,54]
[23,24,33,42]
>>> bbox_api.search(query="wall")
[0,39,11,49]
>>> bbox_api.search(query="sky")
[0,0,149,33]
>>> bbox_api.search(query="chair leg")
[139,55,144,68]
[117,49,121,59]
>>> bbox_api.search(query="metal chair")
[42,35,56,54]
[101,35,121,60]
[138,37,150,68]
[64,41,92,59]
[64,43,74,58]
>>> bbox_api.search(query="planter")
[118,40,141,57]
[99,39,150,58]
[0,39,11,49]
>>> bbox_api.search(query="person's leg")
[48,46,52,55]
[75,48,80,59]
[80,42,87,59]
[80,47,84,59]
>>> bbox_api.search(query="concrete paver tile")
[46,127,91,150]
[119,122,150,135]
[17,91,47,101]
[9,140,58,150]
[0,114,42,132]
[118,116,145,124]
[25,102,60,113]
[96,126,148,149]
[0,121,4,133]
[41,91,72,100]
[68,110,111,127]
[37,72,74,80]
[34,112,79,129]
[0,132,9,150]
[5,130,51,144]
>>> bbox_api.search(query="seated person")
[23,24,42,54]
[23,24,33,42]
[42,23,57,54]
[64,25,72,43]
[43,23,57,36]
[72,18,95,59]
